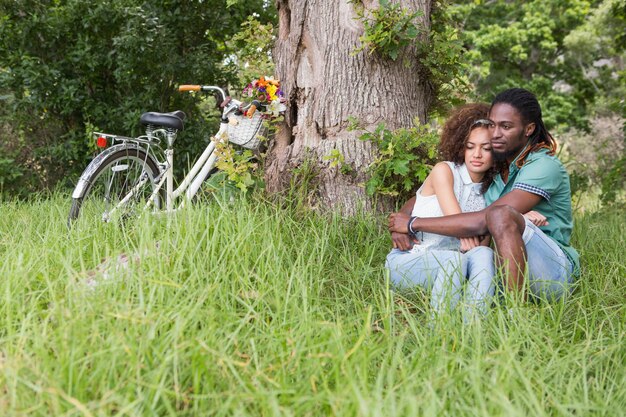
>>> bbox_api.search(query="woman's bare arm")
[430,163,485,251]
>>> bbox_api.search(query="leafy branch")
[348,116,438,198]
[351,0,424,61]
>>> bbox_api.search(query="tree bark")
[267,0,433,214]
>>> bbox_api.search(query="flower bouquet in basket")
[225,77,286,150]
[242,76,287,118]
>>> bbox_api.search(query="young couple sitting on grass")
[386,88,579,322]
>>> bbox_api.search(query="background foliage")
[450,0,625,129]
[0,0,624,203]
[0,0,275,197]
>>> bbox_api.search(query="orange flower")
[257,76,268,88]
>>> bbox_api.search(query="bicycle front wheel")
[68,148,163,226]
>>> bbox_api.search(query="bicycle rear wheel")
[68,148,163,226]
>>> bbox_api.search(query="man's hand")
[523,210,549,227]
[391,232,419,251]
[388,212,411,234]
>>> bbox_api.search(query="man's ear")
[525,122,536,137]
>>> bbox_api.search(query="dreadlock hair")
[438,103,498,193]
[491,88,557,169]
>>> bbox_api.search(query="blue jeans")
[521,218,575,300]
[386,246,495,319]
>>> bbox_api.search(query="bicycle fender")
[71,143,146,199]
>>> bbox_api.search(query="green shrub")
[349,117,439,201]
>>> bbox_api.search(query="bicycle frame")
[105,123,230,220]
[159,121,229,210]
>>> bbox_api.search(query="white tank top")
[410,162,486,252]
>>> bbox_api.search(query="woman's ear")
[525,122,536,137]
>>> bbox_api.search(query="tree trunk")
[267,0,433,214]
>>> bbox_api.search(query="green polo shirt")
[485,148,580,275]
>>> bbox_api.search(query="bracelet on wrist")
[408,216,419,236]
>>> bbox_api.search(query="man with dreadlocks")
[389,88,579,301]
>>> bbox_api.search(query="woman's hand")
[391,232,418,251]
[524,210,549,227]
[461,235,491,252]
[460,236,481,252]
[388,212,411,234]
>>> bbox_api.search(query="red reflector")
[96,136,107,148]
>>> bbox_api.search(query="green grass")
[0,194,624,416]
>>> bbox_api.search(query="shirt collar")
[459,163,476,185]
[508,143,532,175]
[459,163,484,195]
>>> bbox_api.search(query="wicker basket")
[227,111,267,150]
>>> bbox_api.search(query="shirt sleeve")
[513,156,562,201]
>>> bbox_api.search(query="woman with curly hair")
[385,103,499,321]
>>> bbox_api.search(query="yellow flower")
[266,84,278,101]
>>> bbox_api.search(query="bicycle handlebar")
[178,84,264,116]
[178,85,201,92]
[178,85,227,103]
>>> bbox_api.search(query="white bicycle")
[68,84,270,226]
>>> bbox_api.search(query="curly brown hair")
[438,103,499,193]
[439,103,490,162]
